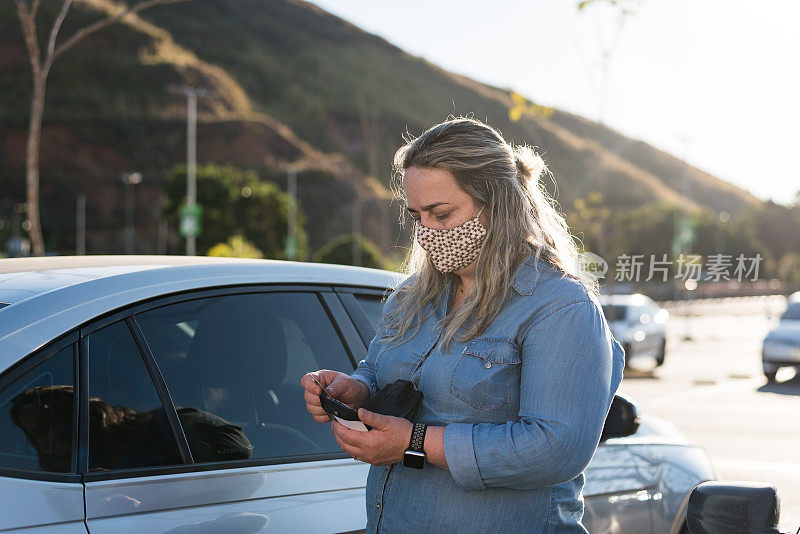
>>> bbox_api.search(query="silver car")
[0,256,715,533]
[599,293,669,367]
[762,292,800,382]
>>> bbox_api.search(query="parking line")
[714,459,800,474]
[643,377,763,407]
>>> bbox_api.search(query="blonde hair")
[383,117,594,353]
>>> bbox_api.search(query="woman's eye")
[435,212,450,221]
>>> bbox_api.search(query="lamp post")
[120,172,142,254]
[176,85,207,256]
[76,192,86,255]
[285,167,299,260]
[352,198,363,266]
[715,210,730,252]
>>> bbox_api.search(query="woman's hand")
[301,370,370,423]
[331,408,413,466]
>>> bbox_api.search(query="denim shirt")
[350,253,625,533]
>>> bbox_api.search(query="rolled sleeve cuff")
[444,422,486,490]
[349,368,378,400]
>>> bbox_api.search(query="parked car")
[599,293,669,367]
[762,296,800,382]
[1,255,719,533]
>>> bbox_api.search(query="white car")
[0,255,717,533]
[598,293,669,367]
[762,293,800,382]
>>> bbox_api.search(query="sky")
[308,0,800,206]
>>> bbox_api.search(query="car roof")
[597,293,655,307]
[0,255,405,371]
[0,255,288,305]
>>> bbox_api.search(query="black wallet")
[368,379,423,421]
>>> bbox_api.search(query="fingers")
[331,420,364,458]
[300,372,324,394]
[356,408,385,429]
[303,388,321,407]
[331,419,367,449]
[301,372,331,423]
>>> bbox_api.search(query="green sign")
[284,235,298,260]
[671,214,695,256]
[179,203,202,237]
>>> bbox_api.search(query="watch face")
[403,450,425,469]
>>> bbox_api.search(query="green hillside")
[0,0,761,256]
[136,0,759,212]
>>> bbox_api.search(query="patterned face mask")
[415,205,487,272]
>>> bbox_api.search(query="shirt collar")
[511,253,546,296]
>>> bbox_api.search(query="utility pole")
[177,86,206,256]
[576,2,635,296]
[285,168,298,260]
[120,172,142,254]
[76,193,86,255]
[352,198,362,266]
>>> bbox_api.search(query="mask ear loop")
[476,205,485,218]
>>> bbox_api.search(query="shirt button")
[376,502,381,510]
[484,361,492,369]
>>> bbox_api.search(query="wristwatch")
[403,422,427,469]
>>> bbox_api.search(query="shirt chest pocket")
[449,338,521,410]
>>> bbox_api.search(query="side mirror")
[600,394,640,441]
[687,481,781,534]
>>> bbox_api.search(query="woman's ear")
[479,204,490,229]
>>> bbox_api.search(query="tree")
[163,164,309,259]
[13,0,186,256]
[207,235,264,259]
[313,234,387,269]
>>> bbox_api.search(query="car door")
[581,444,659,533]
[82,286,370,534]
[0,336,86,533]
[337,286,657,534]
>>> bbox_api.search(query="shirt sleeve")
[443,298,625,491]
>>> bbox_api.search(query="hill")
[0,0,761,256]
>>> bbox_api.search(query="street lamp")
[715,210,730,252]
[120,172,143,254]
[176,85,208,256]
[285,167,299,260]
[683,277,698,341]
[352,198,364,266]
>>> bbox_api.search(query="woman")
[302,117,625,533]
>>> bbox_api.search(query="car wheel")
[655,338,666,367]
[763,363,779,383]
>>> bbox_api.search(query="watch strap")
[408,422,427,453]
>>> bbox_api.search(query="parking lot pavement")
[617,295,800,532]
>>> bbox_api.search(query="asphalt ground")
[617,295,800,532]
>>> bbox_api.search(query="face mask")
[415,205,487,273]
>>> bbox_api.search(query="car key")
[310,375,369,432]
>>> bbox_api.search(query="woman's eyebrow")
[406,202,449,213]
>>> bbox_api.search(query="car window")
[86,320,183,472]
[602,304,628,322]
[353,294,386,332]
[0,344,74,473]
[781,302,800,321]
[135,291,354,463]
